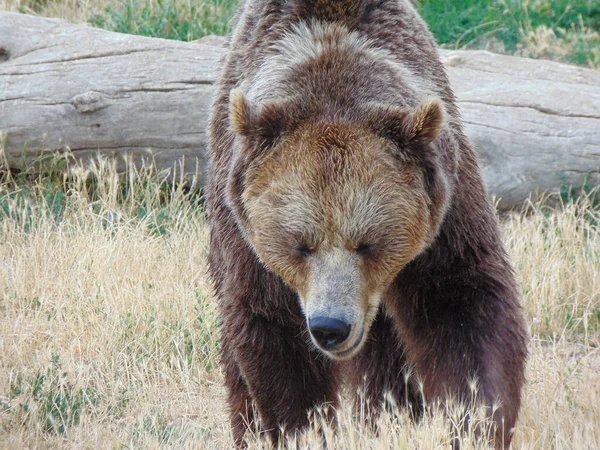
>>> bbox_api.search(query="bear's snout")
[308,316,351,350]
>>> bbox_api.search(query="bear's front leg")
[223,310,339,448]
[221,334,256,448]
[389,257,528,449]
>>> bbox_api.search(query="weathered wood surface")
[1,12,599,208]
[442,50,600,209]
[0,12,221,185]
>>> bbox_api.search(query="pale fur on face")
[301,247,383,359]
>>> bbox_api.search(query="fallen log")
[443,50,600,209]
[1,12,599,209]
[0,12,221,185]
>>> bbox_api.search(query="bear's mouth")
[324,327,365,360]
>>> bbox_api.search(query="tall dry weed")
[0,159,598,448]
[0,0,110,22]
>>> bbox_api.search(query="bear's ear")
[405,98,445,146]
[229,89,254,136]
[227,90,294,233]
[369,98,445,148]
[229,89,290,148]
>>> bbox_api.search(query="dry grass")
[513,23,600,69]
[2,0,599,446]
[504,198,600,449]
[0,157,599,449]
[1,1,598,447]
[0,0,109,22]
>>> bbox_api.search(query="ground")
[0,1,599,447]
[0,161,598,449]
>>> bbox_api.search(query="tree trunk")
[1,12,599,209]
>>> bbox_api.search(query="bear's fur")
[206,1,528,448]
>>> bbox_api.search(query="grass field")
[0,157,599,449]
[2,0,599,67]
[0,0,599,448]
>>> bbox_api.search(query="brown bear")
[206,1,528,448]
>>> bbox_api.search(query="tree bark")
[1,12,599,209]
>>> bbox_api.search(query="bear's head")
[226,89,453,359]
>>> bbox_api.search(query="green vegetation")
[8,354,101,435]
[88,0,600,68]
[419,0,600,67]
[89,0,238,41]
[419,0,599,47]
[559,174,600,212]
[0,156,204,237]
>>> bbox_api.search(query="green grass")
[418,0,600,67]
[89,0,600,67]
[8,354,102,435]
[89,0,238,41]
[419,0,599,47]
[0,157,204,237]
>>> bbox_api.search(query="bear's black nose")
[309,317,351,350]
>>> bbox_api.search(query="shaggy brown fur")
[206,1,528,448]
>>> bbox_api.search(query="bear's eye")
[293,244,312,258]
[356,242,375,257]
